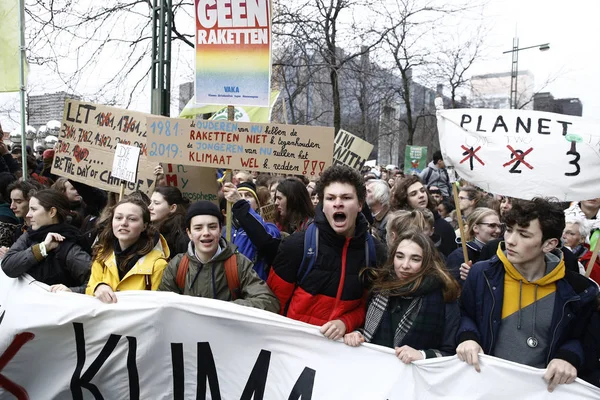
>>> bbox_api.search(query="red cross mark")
[503,145,534,170]
[460,145,485,170]
[0,332,35,400]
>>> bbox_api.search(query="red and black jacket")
[267,206,386,332]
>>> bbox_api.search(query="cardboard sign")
[51,99,156,193]
[146,116,334,176]
[195,0,272,107]
[163,164,218,203]
[333,129,373,170]
[111,143,141,183]
[437,109,600,201]
[259,203,277,222]
[404,145,428,174]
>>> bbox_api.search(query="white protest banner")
[146,116,334,176]
[112,143,141,183]
[195,0,271,107]
[51,99,156,194]
[437,109,600,201]
[1,272,599,399]
[333,129,373,170]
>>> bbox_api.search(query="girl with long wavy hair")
[86,197,169,303]
[344,230,460,364]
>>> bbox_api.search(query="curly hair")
[503,197,565,243]
[390,175,436,212]
[315,164,366,204]
[93,197,158,272]
[367,229,460,302]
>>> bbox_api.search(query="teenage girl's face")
[500,197,512,217]
[275,190,287,218]
[473,214,502,244]
[406,182,428,209]
[112,203,147,249]
[149,192,174,222]
[27,197,57,230]
[393,239,423,280]
[64,181,82,202]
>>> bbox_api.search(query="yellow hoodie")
[86,235,170,295]
[497,246,565,319]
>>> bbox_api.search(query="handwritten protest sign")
[437,109,600,201]
[404,146,428,174]
[333,129,373,170]
[146,116,334,176]
[259,203,277,222]
[112,144,141,183]
[51,100,156,193]
[163,164,218,203]
[195,0,271,107]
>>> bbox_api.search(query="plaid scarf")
[362,276,446,351]
[363,293,422,347]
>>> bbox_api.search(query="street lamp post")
[503,38,550,109]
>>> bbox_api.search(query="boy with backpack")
[268,165,387,340]
[158,201,279,312]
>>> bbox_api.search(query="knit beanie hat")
[237,181,260,207]
[185,201,224,228]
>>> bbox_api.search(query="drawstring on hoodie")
[517,279,539,348]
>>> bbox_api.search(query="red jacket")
[267,206,385,332]
[579,244,600,286]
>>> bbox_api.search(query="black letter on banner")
[0,310,4,325]
[287,367,316,400]
[240,350,271,400]
[127,337,140,400]
[70,322,121,400]
[460,114,472,128]
[171,343,185,400]
[196,342,222,400]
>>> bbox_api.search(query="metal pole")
[18,0,28,180]
[510,37,519,109]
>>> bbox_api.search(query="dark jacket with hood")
[2,223,91,292]
[433,211,457,257]
[267,205,387,332]
[446,239,483,283]
[457,247,598,370]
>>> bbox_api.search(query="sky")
[468,0,599,117]
[1,0,598,132]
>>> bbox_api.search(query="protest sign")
[180,90,280,122]
[112,143,141,183]
[146,116,334,175]
[195,0,271,107]
[333,129,373,170]
[259,203,277,222]
[437,109,600,201]
[163,164,218,203]
[0,272,598,400]
[51,99,156,193]
[404,145,428,174]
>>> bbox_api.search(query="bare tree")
[24,0,195,107]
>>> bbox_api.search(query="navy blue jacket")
[457,254,598,370]
[446,240,482,283]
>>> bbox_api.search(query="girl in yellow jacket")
[86,197,169,303]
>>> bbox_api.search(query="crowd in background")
[1,135,600,392]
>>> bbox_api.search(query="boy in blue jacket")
[456,197,598,393]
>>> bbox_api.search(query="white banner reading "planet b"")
[0,271,598,399]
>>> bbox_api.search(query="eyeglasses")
[477,222,505,230]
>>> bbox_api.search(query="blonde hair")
[465,207,498,242]
[386,208,434,247]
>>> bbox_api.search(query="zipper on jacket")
[329,237,351,320]
[483,271,496,352]
[546,297,578,365]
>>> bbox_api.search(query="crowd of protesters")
[1,136,599,392]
